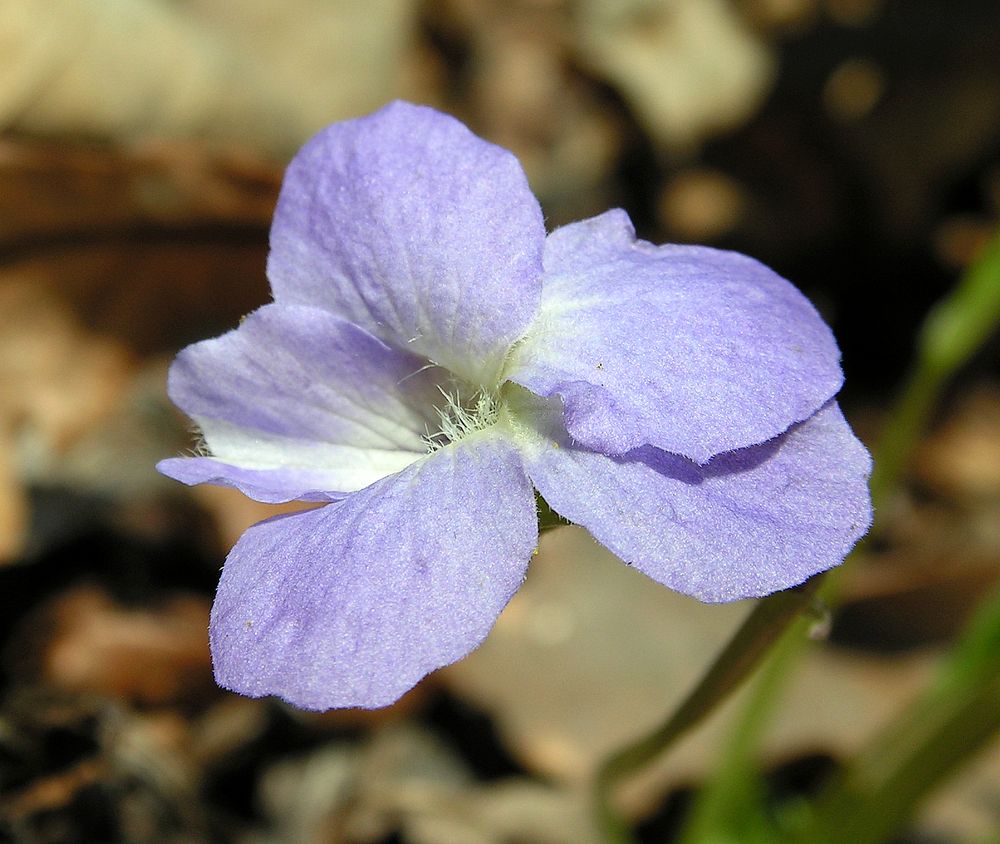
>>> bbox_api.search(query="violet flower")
[159,101,872,710]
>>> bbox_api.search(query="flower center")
[423,386,500,452]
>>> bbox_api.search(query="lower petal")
[210,433,537,710]
[517,397,872,602]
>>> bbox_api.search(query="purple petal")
[515,391,872,602]
[210,434,538,709]
[268,101,546,386]
[162,303,444,502]
[157,458,344,504]
[505,210,844,462]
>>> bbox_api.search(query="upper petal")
[505,210,844,462]
[160,303,444,502]
[209,433,538,710]
[512,391,872,602]
[267,100,546,387]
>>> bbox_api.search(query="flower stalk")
[593,575,825,842]
[787,580,1000,844]
[870,228,1000,512]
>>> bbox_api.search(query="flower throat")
[423,387,500,452]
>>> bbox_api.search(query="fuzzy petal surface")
[210,433,538,709]
[512,391,872,602]
[158,457,350,504]
[505,210,844,462]
[162,303,443,501]
[267,100,545,386]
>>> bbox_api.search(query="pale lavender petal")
[157,457,344,504]
[513,391,872,602]
[163,303,444,501]
[505,210,844,462]
[210,434,537,709]
[268,100,545,386]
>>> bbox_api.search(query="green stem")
[786,231,1000,840]
[871,228,1000,514]
[866,361,946,513]
[593,575,824,842]
[788,581,1000,844]
[677,609,815,844]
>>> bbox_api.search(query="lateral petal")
[161,303,443,501]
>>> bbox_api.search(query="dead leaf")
[442,527,935,816]
[1,0,420,155]
[0,139,281,560]
[0,691,208,841]
[0,278,134,561]
[426,0,625,224]
[258,725,598,844]
[916,384,1000,499]
[915,733,1000,842]
[574,0,775,150]
[5,585,214,707]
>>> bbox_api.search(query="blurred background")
[2,1,1000,841]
